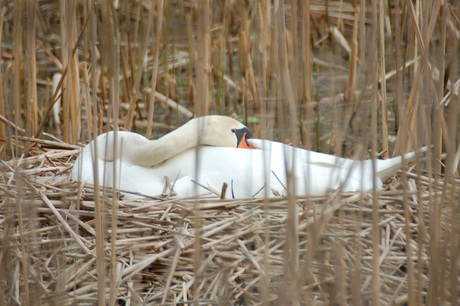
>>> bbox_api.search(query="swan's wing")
[308,161,339,168]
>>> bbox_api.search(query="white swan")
[72,115,420,199]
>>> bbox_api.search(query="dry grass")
[1,0,459,304]
[1,148,457,304]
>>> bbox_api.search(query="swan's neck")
[125,119,209,167]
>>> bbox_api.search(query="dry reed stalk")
[195,0,211,116]
[88,0,99,138]
[394,5,418,153]
[15,177,31,305]
[378,0,388,158]
[7,136,79,151]
[440,27,459,304]
[25,0,38,140]
[11,1,22,157]
[60,0,81,144]
[246,44,259,113]
[253,1,270,142]
[276,2,299,146]
[240,8,250,122]
[391,2,412,165]
[370,1,382,304]
[99,1,122,304]
[191,4,212,296]
[81,63,94,139]
[431,3,447,177]
[289,0,299,115]
[143,89,193,118]
[301,0,313,151]
[213,0,230,114]
[51,73,63,135]
[186,13,196,109]
[357,0,366,62]
[414,2,433,304]
[124,1,155,131]
[87,2,105,304]
[0,7,6,145]
[345,9,358,106]
[146,0,165,139]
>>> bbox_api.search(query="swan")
[72,115,420,199]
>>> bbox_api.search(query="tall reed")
[0,0,459,304]
[60,0,81,143]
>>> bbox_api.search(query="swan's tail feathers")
[376,146,428,180]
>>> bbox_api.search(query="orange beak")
[237,133,257,149]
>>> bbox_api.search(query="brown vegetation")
[0,0,459,304]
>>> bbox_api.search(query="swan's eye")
[231,128,237,133]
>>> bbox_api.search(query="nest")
[0,146,457,305]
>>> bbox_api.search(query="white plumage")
[72,116,419,198]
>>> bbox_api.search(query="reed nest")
[1,144,457,305]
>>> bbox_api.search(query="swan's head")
[188,115,256,148]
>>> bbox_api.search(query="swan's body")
[72,116,419,199]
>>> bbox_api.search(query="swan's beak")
[237,133,257,149]
[234,127,257,149]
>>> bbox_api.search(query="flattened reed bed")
[1,148,457,305]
